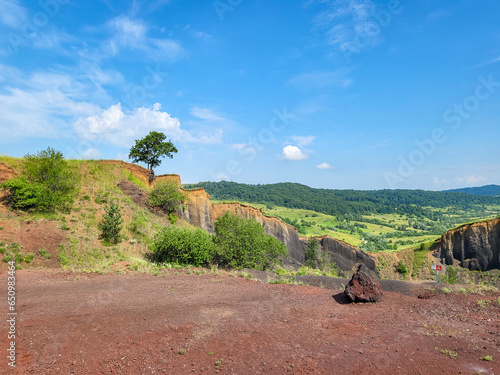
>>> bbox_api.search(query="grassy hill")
[0,157,175,273]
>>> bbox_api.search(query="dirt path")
[0,269,499,374]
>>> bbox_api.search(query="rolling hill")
[445,184,500,196]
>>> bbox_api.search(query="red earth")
[0,269,499,374]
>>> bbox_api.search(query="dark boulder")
[344,264,383,303]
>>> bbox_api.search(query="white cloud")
[280,145,309,161]
[312,0,380,52]
[290,135,316,146]
[105,15,183,60]
[190,107,225,122]
[74,103,222,147]
[287,70,352,89]
[453,175,487,186]
[31,28,78,51]
[0,0,27,28]
[217,173,229,180]
[433,177,449,186]
[317,162,334,170]
[0,86,99,138]
[0,62,126,138]
[231,143,256,152]
[81,148,102,159]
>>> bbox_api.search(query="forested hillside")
[184,181,500,220]
[445,184,500,196]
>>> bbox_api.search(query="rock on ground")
[344,264,383,302]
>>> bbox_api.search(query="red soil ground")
[0,269,499,374]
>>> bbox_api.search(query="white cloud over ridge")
[74,103,222,147]
[280,145,309,161]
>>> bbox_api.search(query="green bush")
[99,200,123,245]
[213,212,288,271]
[151,226,217,266]
[0,147,76,212]
[148,179,188,214]
[38,249,51,260]
[0,176,46,210]
[396,260,408,276]
[305,237,318,268]
[24,253,35,263]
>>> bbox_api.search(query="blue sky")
[1,0,499,190]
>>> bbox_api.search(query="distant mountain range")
[445,184,500,196]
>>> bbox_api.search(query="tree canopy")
[128,131,178,173]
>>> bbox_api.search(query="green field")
[210,199,500,252]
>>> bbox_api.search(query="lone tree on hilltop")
[129,131,178,182]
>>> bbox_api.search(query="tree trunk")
[148,169,155,184]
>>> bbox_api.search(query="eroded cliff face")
[117,161,376,274]
[182,188,214,232]
[318,236,377,274]
[434,218,500,271]
[182,191,376,273]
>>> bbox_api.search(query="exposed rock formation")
[344,264,383,303]
[182,188,214,232]
[434,218,500,271]
[182,196,375,273]
[100,160,181,188]
[116,161,377,274]
[317,236,377,275]
[0,163,17,183]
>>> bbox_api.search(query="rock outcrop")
[0,163,17,183]
[434,218,500,271]
[344,264,383,303]
[317,236,377,275]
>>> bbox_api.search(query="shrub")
[151,226,217,266]
[0,176,46,210]
[148,179,188,214]
[0,147,76,212]
[38,249,51,260]
[445,266,459,284]
[396,260,408,276]
[24,253,35,263]
[99,200,123,245]
[213,212,288,271]
[305,237,318,268]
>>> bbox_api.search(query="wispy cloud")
[311,0,377,51]
[453,175,487,186]
[475,56,500,68]
[0,0,27,28]
[287,69,353,90]
[0,64,100,138]
[190,107,225,122]
[104,15,183,60]
[426,8,452,23]
[290,135,316,146]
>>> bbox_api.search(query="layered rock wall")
[434,218,500,271]
[318,236,377,274]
